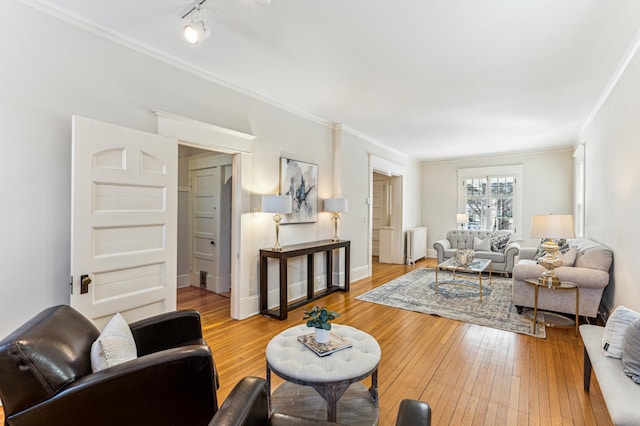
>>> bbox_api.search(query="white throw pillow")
[602,305,640,359]
[474,236,491,252]
[91,312,138,372]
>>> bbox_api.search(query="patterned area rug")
[356,268,545,338]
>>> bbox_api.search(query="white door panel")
[71,116,177,328]
[191,168,220,292]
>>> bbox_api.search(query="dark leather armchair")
[209,377,432,426]
[0,305,217,426]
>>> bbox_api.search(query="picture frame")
[279,157,318,224]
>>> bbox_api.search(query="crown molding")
[580,27,640,136]
[21,0,334,130]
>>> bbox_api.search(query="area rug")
[356,268,545,338]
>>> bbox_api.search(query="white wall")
[421,150,574,253]
[340,130,422,275]
[0,1,421,337]
[580,38,640,313]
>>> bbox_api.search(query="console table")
[260,240,350,320]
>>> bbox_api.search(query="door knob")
[80,275,92,294]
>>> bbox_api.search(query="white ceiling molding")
[580,27,640,136]
[341,124,409,161]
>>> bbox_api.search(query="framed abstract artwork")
[279,157,318,224]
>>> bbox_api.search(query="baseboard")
[177,274,190,288]
[427,248,437,259]
[239,267,367,320]
[350,265,369,282]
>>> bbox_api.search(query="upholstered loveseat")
[433,230,520,276]
[512,238,613,318]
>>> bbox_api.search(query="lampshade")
[324,198,348,213]
[456,213,469,224]
[262,195,292,214]
[530,214,576,238]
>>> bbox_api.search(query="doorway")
[177,145,232,304]
[372,172,392,258]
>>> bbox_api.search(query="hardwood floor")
[0,258,611,425]
[182,258,612,426]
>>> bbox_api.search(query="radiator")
[406,227,427,265]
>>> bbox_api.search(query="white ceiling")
[31,0,640,161]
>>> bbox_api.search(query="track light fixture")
[182,1,211,45]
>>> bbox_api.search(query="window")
[458,165,523,240]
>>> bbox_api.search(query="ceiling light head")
[182,3,211,45]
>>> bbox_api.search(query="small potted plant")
[303,305,340,344]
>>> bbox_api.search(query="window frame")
[457,165,524,240]
[573,144,585,237]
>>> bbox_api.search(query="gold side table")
[524,279,579,336]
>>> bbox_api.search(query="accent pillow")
[489,232,511,253]
[558,246,578,266]
[474,236,491,251]
[602,305,640,358]
[91,313,137,372]
[621,317,640,384]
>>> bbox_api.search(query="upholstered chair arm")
[518,247,538,260]
[396,399,432,426]
[7,346,217,426]
[503,242,520,273]
[129,310,203,356]
[209,377,270,426]
[433,239,451,263]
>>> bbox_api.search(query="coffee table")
[265,324,381,424]
[436,258,492,301]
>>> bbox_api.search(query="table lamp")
[530,214,575,286]
[262,195,292,251]
[324,198,348,242]
[456,213,469,230]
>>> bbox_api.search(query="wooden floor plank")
[0,258,614,426]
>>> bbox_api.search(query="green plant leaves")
[302,305,340,329]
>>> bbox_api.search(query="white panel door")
[191,167,220,292]
[71,116,178,328]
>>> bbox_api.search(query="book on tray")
[297,333,353,357]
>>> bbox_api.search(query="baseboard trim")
[177,274,190,288]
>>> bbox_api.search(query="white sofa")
[512,238,612,318]
[580,324,640,425]
[433,230,520,276]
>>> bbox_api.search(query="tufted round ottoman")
[266,324,381,424]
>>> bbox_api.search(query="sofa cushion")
[602,306,640,359]
[559,246,578,266]
[622,318,640,384]
[474,236,491,251]
[489,232,511,253]
[572,239,613,271]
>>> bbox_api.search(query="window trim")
[573,144,585,237]
[457,165,524,240]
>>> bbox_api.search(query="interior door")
[71,116,178,329]
[191,167,220,292]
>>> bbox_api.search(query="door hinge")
[70,276,73,294]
